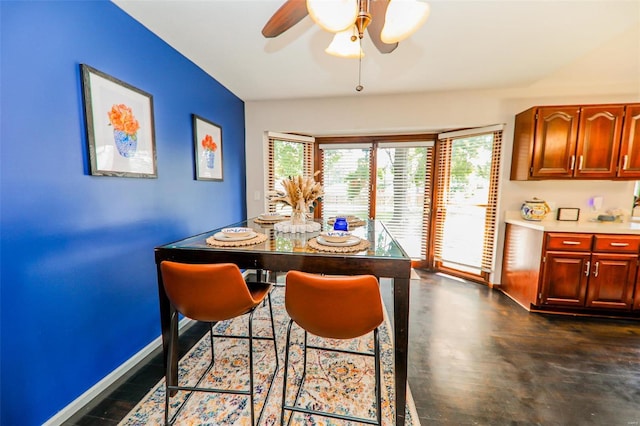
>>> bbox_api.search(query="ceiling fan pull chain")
[356,37,364,92]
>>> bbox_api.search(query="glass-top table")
[155,218,412,425]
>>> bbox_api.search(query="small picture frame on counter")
[556,207,580,221]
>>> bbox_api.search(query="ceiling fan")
[263,0,429,91]
[262,0,429,55]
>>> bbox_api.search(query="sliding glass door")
[374,143,433,259]
[318,140,434,261]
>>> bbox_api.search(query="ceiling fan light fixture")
[380,0,430,44]
[325,27,364,58]
[307,0,358,33]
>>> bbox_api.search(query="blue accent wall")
[0,1,246,424]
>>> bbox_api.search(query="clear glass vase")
[290,209,307,226]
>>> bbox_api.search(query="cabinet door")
[531,107,580,178]
[634,264,640,311]
[574,105,624,178]
[586,253,637,310]
[540,251,590,307]
[618,104,640,178]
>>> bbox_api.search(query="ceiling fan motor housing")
[356,0,373,39]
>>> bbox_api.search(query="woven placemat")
[307,237,370,253]
[327,216,367,228]
[253,217,287,225]
[205,232,268,247]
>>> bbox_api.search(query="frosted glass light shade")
[381,0,430,44]
[307,0,358,33]
[325,28,364,58]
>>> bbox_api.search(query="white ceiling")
[113,0,640,101]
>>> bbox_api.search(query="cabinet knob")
[585,260,591,276]
[570,155,576,170]
[622,155,629,170]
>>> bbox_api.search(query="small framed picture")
[557,207,580,221]
[80,64,157,178]
[192,114,223,181]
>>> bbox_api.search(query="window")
[375,142,433,259]
[265,132,314,215]
[319,144,372,220]
[433,126,503,283]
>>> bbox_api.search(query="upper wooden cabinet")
[510,103,638,180]
[575,105,624,178]
[618,104,640,178]
[530,107,579,178]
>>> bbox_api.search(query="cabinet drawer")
[545,233,592,251]
[593,235,640,253]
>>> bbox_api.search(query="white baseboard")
[43,317,193,426]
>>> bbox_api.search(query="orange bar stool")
[160,261,279,425]
[281,271,384,425]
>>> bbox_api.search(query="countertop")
[504,211,640,235]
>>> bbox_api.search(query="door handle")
[563,241,581,245]
[593,261,599,277]
[622,155,629,170]
[578,155,584,170]
[585,260,590,276]
[570,155,576,170]
[610,242,629,247]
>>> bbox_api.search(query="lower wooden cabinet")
[540,251,590,307]
[635,270,640,311]
[585,253,637,310]
[501,224,640,316]
[541,251,637,310]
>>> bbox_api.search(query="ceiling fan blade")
[262,0,309,38]
[368,0,398,53]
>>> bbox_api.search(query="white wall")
[244,25,640,284]
[245,90,637,283]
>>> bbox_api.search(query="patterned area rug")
[119,286,420,425]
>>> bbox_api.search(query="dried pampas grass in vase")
[268,172,323,225]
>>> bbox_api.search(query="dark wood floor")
[65,271,640,425]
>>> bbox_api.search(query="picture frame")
[192,114,223,181]
[556,207,580,221]
[80,64,157,178]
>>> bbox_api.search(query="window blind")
[481,130,502,273]
[266,133,314,214]
[319,144,372,220]
[375,143,433,259]
[433,139,452,268]
[433,128,502,280]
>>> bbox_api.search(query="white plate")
[258,213,284,221]
[213,231,257,241]
[316,236,361,247]
[221,227,253,237]
[320,231,352,243]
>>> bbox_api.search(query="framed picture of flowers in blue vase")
[192,114,223,181]
[80,64,157,178]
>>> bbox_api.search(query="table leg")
[393,277,410,426]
